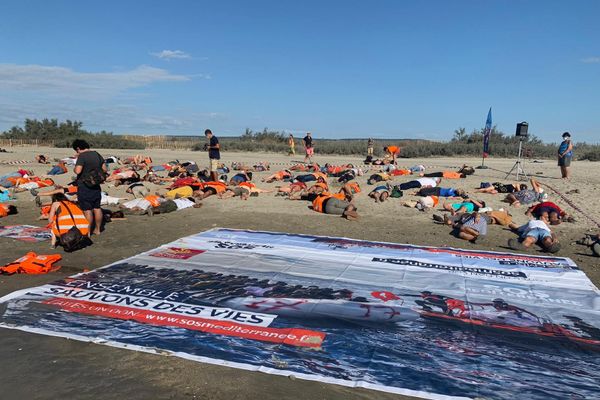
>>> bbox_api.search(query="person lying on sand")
[390,177,441,197]
[289,178,329,200]
[504,178,546,207]
[289,162,320,172]
[415,186,467,199]
[262,170,291,183]
[229,171,252,186]
[219,182,271,200]
[293,171,328,184]
[366,172,391,185]
[106,169,140,186]
[526,201,574,224]
[508,219,561,253]
[443,199,486,215]
[275,181,307,197]
[420,171,466,179]
[453,212,487,243]
[475,182,528,194]
[311,191,359,221]
[192,181,228,200]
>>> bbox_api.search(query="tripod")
[505,139,528,181]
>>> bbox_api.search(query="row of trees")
[1,119,143,149]
[2,119,599,160]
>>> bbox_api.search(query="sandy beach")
[1,146,599,400]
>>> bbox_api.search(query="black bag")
[57,202,93,252]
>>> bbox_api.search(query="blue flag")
[483,107,492,157]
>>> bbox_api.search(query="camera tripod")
[505,139,528,181]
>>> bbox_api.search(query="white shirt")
[173,198,195,210]
[525,220,551,233]
[123,198,151,210]
[417,178,438,187]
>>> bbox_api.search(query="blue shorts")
[523,228,551,242]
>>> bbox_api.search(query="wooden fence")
[120,135,202,150]
[0,138,55,147]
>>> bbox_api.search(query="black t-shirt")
[75,150,104,184]
[209,136,220,160]
[303,135,313,148]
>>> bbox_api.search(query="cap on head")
[562,132,571,138]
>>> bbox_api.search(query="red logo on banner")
[371,291,400,302]
[150,248,205,259]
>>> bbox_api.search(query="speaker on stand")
[505,122,529,180]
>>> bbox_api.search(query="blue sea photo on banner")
[1,229,599,400]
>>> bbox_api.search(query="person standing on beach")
[303,132,314,163]
[288,134,295,156]
[558,132,573,180]
[73,139,106,236]
[367,138,374,157]
[205,129,220,181]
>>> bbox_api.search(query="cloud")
[150,50,192,60]
[581,57,600,64]
[0,64,190,99]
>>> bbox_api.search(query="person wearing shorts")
[205,129,220,181]
[303,132,314,163]
[508,219,560,253]
[558,132,573,180]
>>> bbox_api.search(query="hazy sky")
[1,0,599,141]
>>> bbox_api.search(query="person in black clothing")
[205,129,220,181]
[73,139,107,236]
[303,132,314,163]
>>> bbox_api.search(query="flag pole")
[477,107,492,170]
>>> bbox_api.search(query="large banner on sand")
[1,229,599,399]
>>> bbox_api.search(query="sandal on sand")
[35,196,42,207]
[508,238,525,251]
[432,214,444,223]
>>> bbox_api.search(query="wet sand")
[1,146,599,400]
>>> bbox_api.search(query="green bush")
[1,119,144,149]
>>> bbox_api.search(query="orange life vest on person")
[0,203,9,218]
[239,182,256,190]
[7,176,29,186]
[312,192,346,213]
[442,171,463,179]
[144,195,162,207]
[346,182,361,194]
[312,172,328,181]
[203,181,227,194]
[312,182,329,192]
[0,252,62,275]
[52,201,90,237]
[32,178,54,188]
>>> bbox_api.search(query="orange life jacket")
[67,185,78,194]
[144,195,162,207]
[442,171,463,179]
[239,182,256,190]
[52,201,90,237]
[312,172,328,181]
[203,181,227,194]
[0,203,9,218]
[0,252,62,275]
[347,182,361,194]
[312,182,329,191]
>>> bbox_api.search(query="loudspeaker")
[516,122,528,137]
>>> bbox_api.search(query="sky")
[1,0,599,142]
